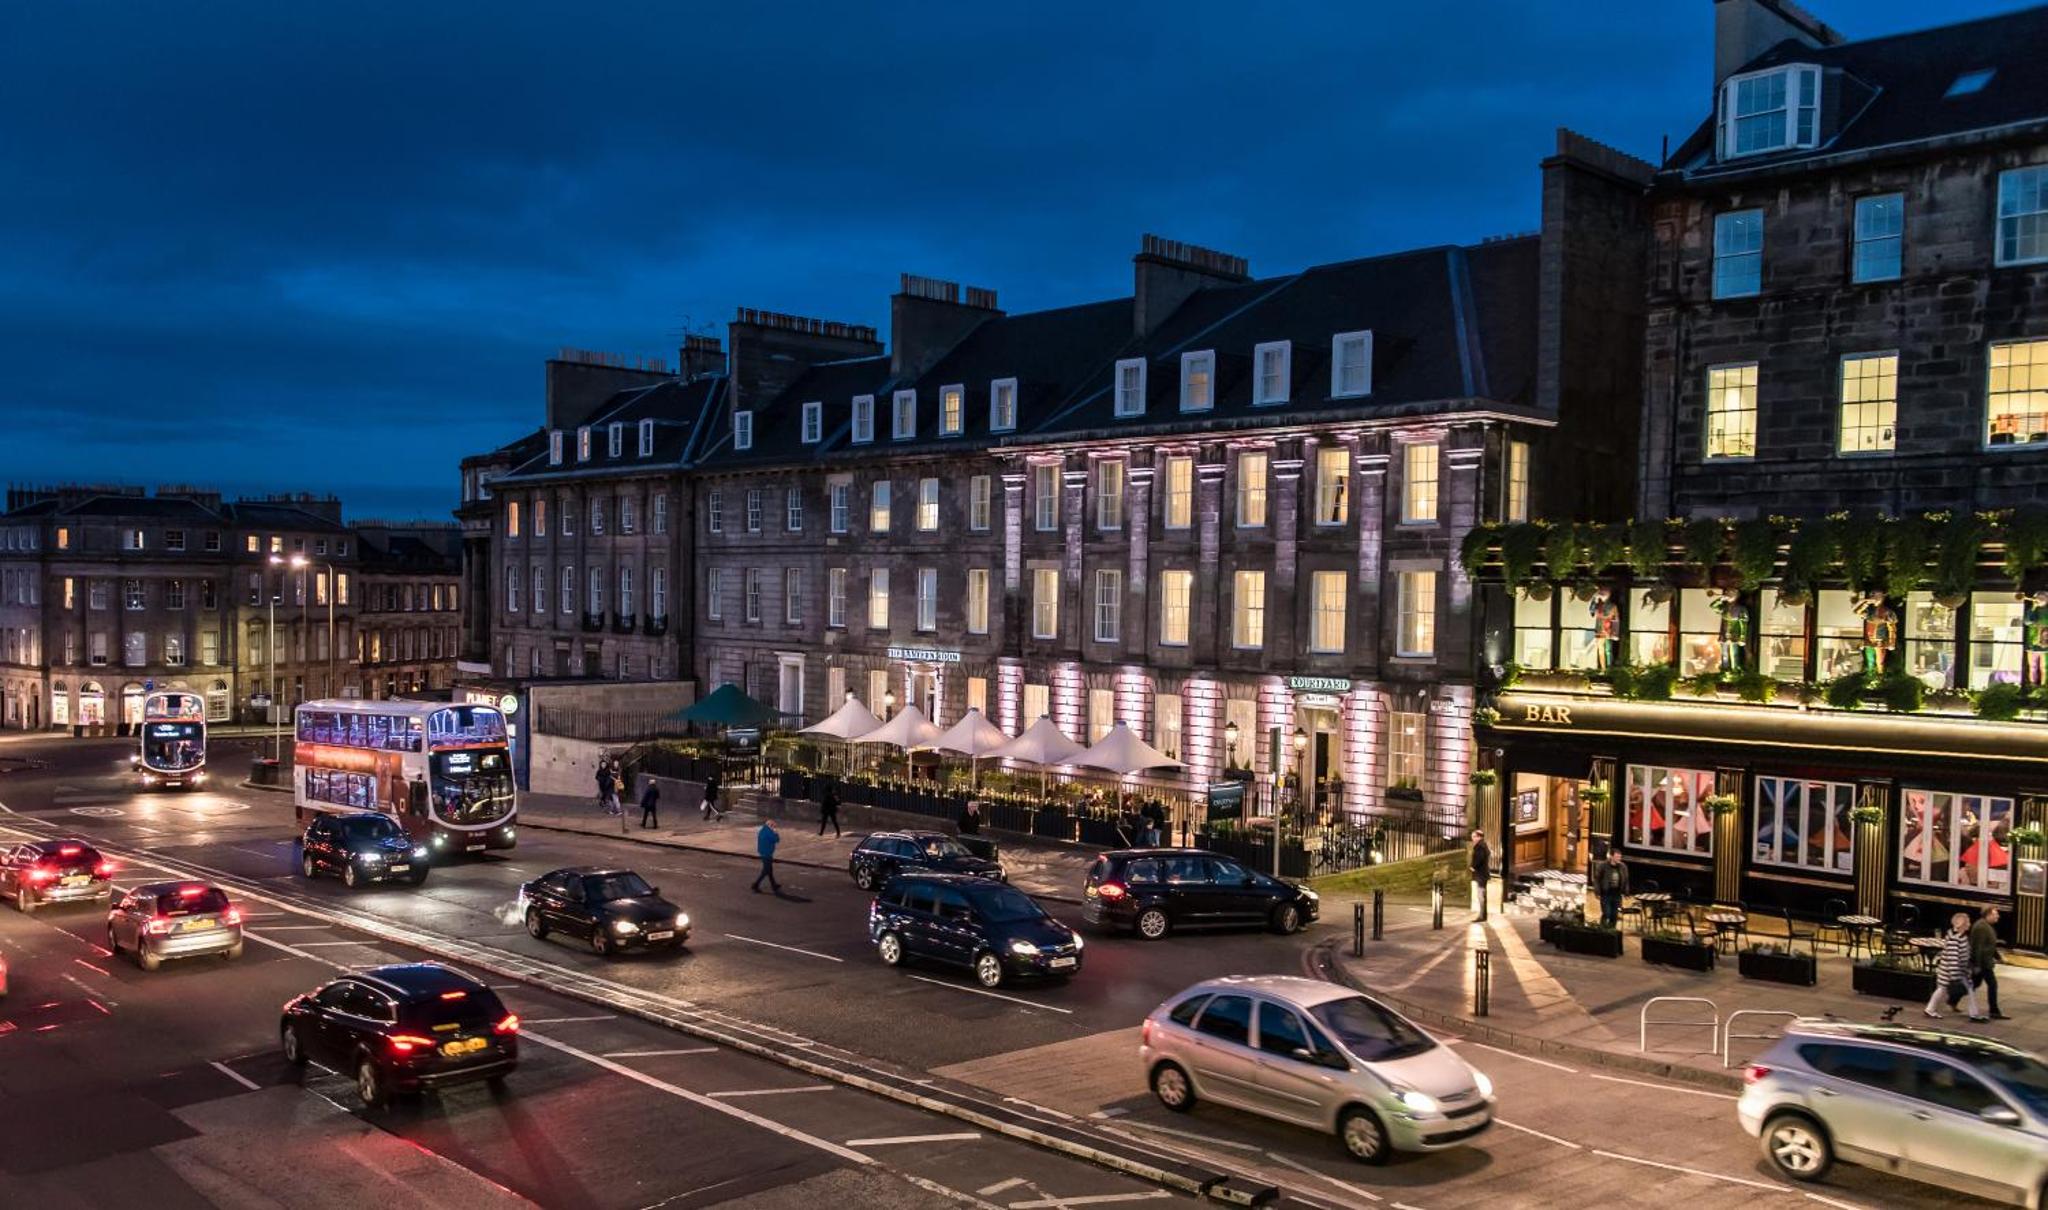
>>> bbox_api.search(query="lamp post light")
[285,554,339,701]
[1286,726,1309,878]
[267,592,281,760]
[1223,718,1240,770]
[883,689,896,721]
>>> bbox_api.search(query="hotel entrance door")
[1511,773,1588,874]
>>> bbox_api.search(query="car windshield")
[966,886,1045,923]
[339,817,402,843]
[1961,1048,2048,1117]
[1307,995,1437,1062]
[585,873,654,902]
[922,838,971,860]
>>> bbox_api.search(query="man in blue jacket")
[752,819,781,894]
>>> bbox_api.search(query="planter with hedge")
[1738,942,1817,986]
[1640,928,1716,971]
[1549,920,1624,958]
[1852,953,1937,1001]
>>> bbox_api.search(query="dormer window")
[733,410,754,451]
[638,418,655,456]
[1180,353,1215,413]
[1718,64,1820,159]
[1253,341,1291,406]
[607,422,623,458]
[1332,330,1373,397]
[549,430,564,465]
[940,385,964,436]
[990,378,1018,432]
[892,389,916,439]
[1115,359,1147,417]
[576,426,592,461]
[801,401,822,444]
[852,395,874,444]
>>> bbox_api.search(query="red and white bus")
[136,690,208,789]
[292,700,517,856]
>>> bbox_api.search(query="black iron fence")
[533,706,695,743]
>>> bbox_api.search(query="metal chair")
[1882,902,1920,959]
[1617,891,1645,935]
[1815,897,1849,955]
[1780,907,1818,957]
[1638,878,1668,929]
[1711,901,1751,954]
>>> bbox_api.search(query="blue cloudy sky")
[1,1,2027,518]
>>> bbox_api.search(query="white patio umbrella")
[853,704,942,751]
[990,714,1088,798]
[800,696,884,772]
[931,707,1011,788]
[1076,722,1183,834]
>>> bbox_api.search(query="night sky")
[2,1,2027,520]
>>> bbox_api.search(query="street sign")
[250,693,272,709]
[144,679,155,692]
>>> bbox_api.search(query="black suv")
[281,962,518,1107]
[1,838,114,912]
[519,867,689,957]
[300,812,429,888]
[1082,849,1319,940]
[869,872,1081,989]
[849,831,1004,890]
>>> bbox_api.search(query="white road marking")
[239,929,350,970]
[1005,1194,1172,1209]
[288,941,381,948]
[1088,1107,1127,1118]
[520,1030,873,1164]
[1587,1072,1738,1100]
[1261,1150,1381,1201]
[1458,1041,1576,1073]
[1803,1194,1871,1210]
[238,912,287,918]
[1493,1118,1581,1149]
[520,1015,616,1025]
[906,975,1074,1014]
[722,932,843,962]
[231,846,275,859]
[209,1061,262,1091]
[1105,1120,1261,1152]
[978,1178,1027,1196]
[247,924,334,932]
[1590,1149,1779,1190]
[603,1048,719,1058]
[707,1085,834,1098]
[846,1133,982,1146]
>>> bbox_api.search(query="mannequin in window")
[1710,589,1749,672]
[1588,587,1621,670]
[2023,592,2048,686]
[1855,594,1898,676]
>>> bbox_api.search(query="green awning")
[667,682,780,728]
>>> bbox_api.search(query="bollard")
[1372,888,1384,941]
[1352,902,1365,957]
[1473,947,1491,1016]
[1431,878,1445,930]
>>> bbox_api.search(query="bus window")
[406,777,429,823]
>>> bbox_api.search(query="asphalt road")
[0,733,1990,1209]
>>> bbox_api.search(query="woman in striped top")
[1925,911,1984,1022]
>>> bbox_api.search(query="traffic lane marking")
[1005,1193,1174,1208]
[1589,1148,1780,1190]
[210,1059,262,1091]
[723,933,843,962]
[519,1015,617,1025]
[1491,1118,1580,1149]
[846,1132,982,1146]
[708,1085,834,1098]
[604,1048,718,1058]
[1453,1040,1577,1073]
[979,1178,1027,1196]
[906,975,1074,1014]
[1586,1072,1739,1100]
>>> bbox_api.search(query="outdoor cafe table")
[1909,935,1945,970]
[1633,891,1672,926]
[1703,909,1747,953]
[1838,914,1882,960]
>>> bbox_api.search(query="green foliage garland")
[1626,520,1670,582]
[1978,681,2025,722]
[1460,524,1497,580]
[2003,508,2048,583]
[1542,522,1582,580]
[1824,670,1869,711]
[1877,672,1924,713]
[1581,522,1627,574]
[1882,515,1934,600]
[1500,523,1546,587]
[1932,512,1983,606]
[1681,518,1724,580]
[1730,519,1779,591]
[1835,513,1886,592]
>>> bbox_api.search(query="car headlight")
[412,847,428,859]
[1472,1068,1493,1099]
[361,852,382,863]
[1301,887,1320,901]
[1397,1089,1439,1115]
[613,919,639,934]
[1071,932,1084,952]
[674,913,689,930]
[1008,940,1040,956]
[432,833,447,845]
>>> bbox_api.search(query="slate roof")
[221,501,351,533]
[1666,5,2048,177]
[495,375,726,484]
[50,495,224,521]
[358,529,461,574]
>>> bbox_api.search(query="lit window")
[916,568,938,631]
[1901,789,2013,894]
[1163,456,1193,529]
[827,568,846,627]
[1988,339,2048,445]
[1401,443,1439,524]
[1626,764,1717,855]
[917,479,939,531]
[1095,461,1124,530]
[1396,569,1437,657]
[969,475,991,531]
[733,411,753,451]
[870,481,892,533]
[1023,682,1049,723]
[1088,688,1114,744]
[989,378,1018,431]
[1838,353,1898,454]
[1332,330,1373,397]
[801,402,822,444]
[1969,591,2024,688]
[1314,447,1348,526]
[1718,64,1820,159]
[892,390,916,439]
[1177,352,1212,412]
[1713,210,1764,298]
[1706,363,1759,459]
[577,427,591,460]
[1033,463,1058,531]
[1232,570,1265,649]
[1506,440,1530,522]
[533,498,547,537]
[852,395,874,443]
[868,569,890,629]
[966,569,990,634]
[1852,194,1903,283]
[505,501,520,538]
[1754,776,1857,873]
[1387,712,1425,787]
[1115,358,1148,417]
[639,418,655,456]
[1154,693,1181,760]
[1159,570,1192,646]
[1996,165,2048,266]
[1031,568,1059,639]
[1253,341,1290,405]
[1309,571,1347,653]
[1236,451,1268,528]
[1094,568,1122,643]
[940,385,964,436]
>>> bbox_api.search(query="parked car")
[519,867,689,956]
[0,949,9,997]
[849,831,1004,890]
[299,812,430,888]
[105,881,244,970]
[281,962,518,1107]
[869,872,1081,988]
[1083,849,1318,940]
[1140,975,1493,1164]
[1739,1019,2048,1206]
[1,839,114,913]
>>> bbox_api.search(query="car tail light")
[493,1014,520,1035]
[439,990,467,1001]
[221,907,242,926]
[143,918,176,936]
[1095,882,1127,900]
[1743,1064,1771,1085]
[178,885,206,898]
[59,844,81,857]
[27,866,55,884]
[387,1034,437,1053]
[94,861,115,878]
[1141,1019,1153,1047]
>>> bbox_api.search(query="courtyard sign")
[1286,676,1351,694]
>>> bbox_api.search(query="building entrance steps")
[1315,890,2048,1090]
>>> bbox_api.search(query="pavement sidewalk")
[515,790,1098,903]
[1321,891,2048,1089]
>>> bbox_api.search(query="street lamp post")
[883,689,896,721]
[1223,719,1240,770]
[267,592,281,760]
[1287,725,1308,878]
[284,555,338,700]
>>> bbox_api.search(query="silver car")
[106,881,245,971]
[1140,975,1494,1163]
[1738,1020,2048,1207]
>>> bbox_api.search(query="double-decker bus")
[135,690,208,789]
[292,700,517,856]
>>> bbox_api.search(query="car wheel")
[343,862,361,889]
[525,908,548,940]
[1339,1106,1391,1165]
[1151,1062,1195,1112]
[106,926,121,955]
[854,864,876,891]
[355,1057,386,1108]
[282,1022,307,1067]
[590,929,613,957]
[1272,903,1302,935]
[224,941,244,961]
[17,887,36,914]
[301,852,318,879]
[1760,1112,1832,1182]
[877,931,905,967]
[974,951,1005,989]
[1136,907,1171,941]
[409,870,429,886]
[138,945,161,972]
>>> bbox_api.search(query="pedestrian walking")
[1971,906,2008,1020]
[594,758,613,812]
[1926,911,1984,1021]
[1470,830,1492,918]
[701,766,724,820]
[1142,800,1165,847]
[639,778,660,829]
[817,784,841,837]
[1593,848,1630,929]
[751,818,782,894]
[611,763,626,814]
[959,798,982,836]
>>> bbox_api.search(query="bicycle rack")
[1721,1010,1799,1067]
[1640,996,1719,1053]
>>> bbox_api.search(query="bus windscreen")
[431,748,514,824]
[143,722,205,770]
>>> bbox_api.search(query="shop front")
[1481,692,2048,951]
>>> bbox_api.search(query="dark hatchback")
[1,838,114,912]
[300,812,430,888]
[869,872,1081,989]
[1083,849,1319,940]
[849,831,1004,891]
[281,962,518,1107]
[519,867,689,957]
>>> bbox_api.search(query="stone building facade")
[355,522,464,699]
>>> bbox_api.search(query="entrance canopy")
[801,696,884,741]
[1075,722,1182,776]
[669,682,780,729]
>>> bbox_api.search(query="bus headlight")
[432,834,447,846]
[411,847,428,859]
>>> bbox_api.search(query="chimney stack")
[726,307,884,414]
[678,333,724,381]
[544,348,676,430]
[890,274,1001,381]
[1133,234,1249,338]
[1712,0,1841,89]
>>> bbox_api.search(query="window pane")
[1851,194,1903,282]
[1988,339,2048,446]
[1706,363,1758,457]
[1997,166,2048,266]
[1905,592,1957,690]
[1626,764,1716,855]
[1969,593,2024,689]
[1713,210,1764,298]
[1837,353,1897,454]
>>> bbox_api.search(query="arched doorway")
[78,681,106,727]
[207,679,229,722]
[51,680,70,728]
[121,683,146,728]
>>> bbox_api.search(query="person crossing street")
[751,818,782,894]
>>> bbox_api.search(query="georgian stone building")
[355,522,464,699]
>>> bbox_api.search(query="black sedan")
[281,962,517,1107]
[869,873,1081,988]
[519,867,690,957]
[849,831,1004,891]
[1,838,114,912]
[299,811,430,888]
